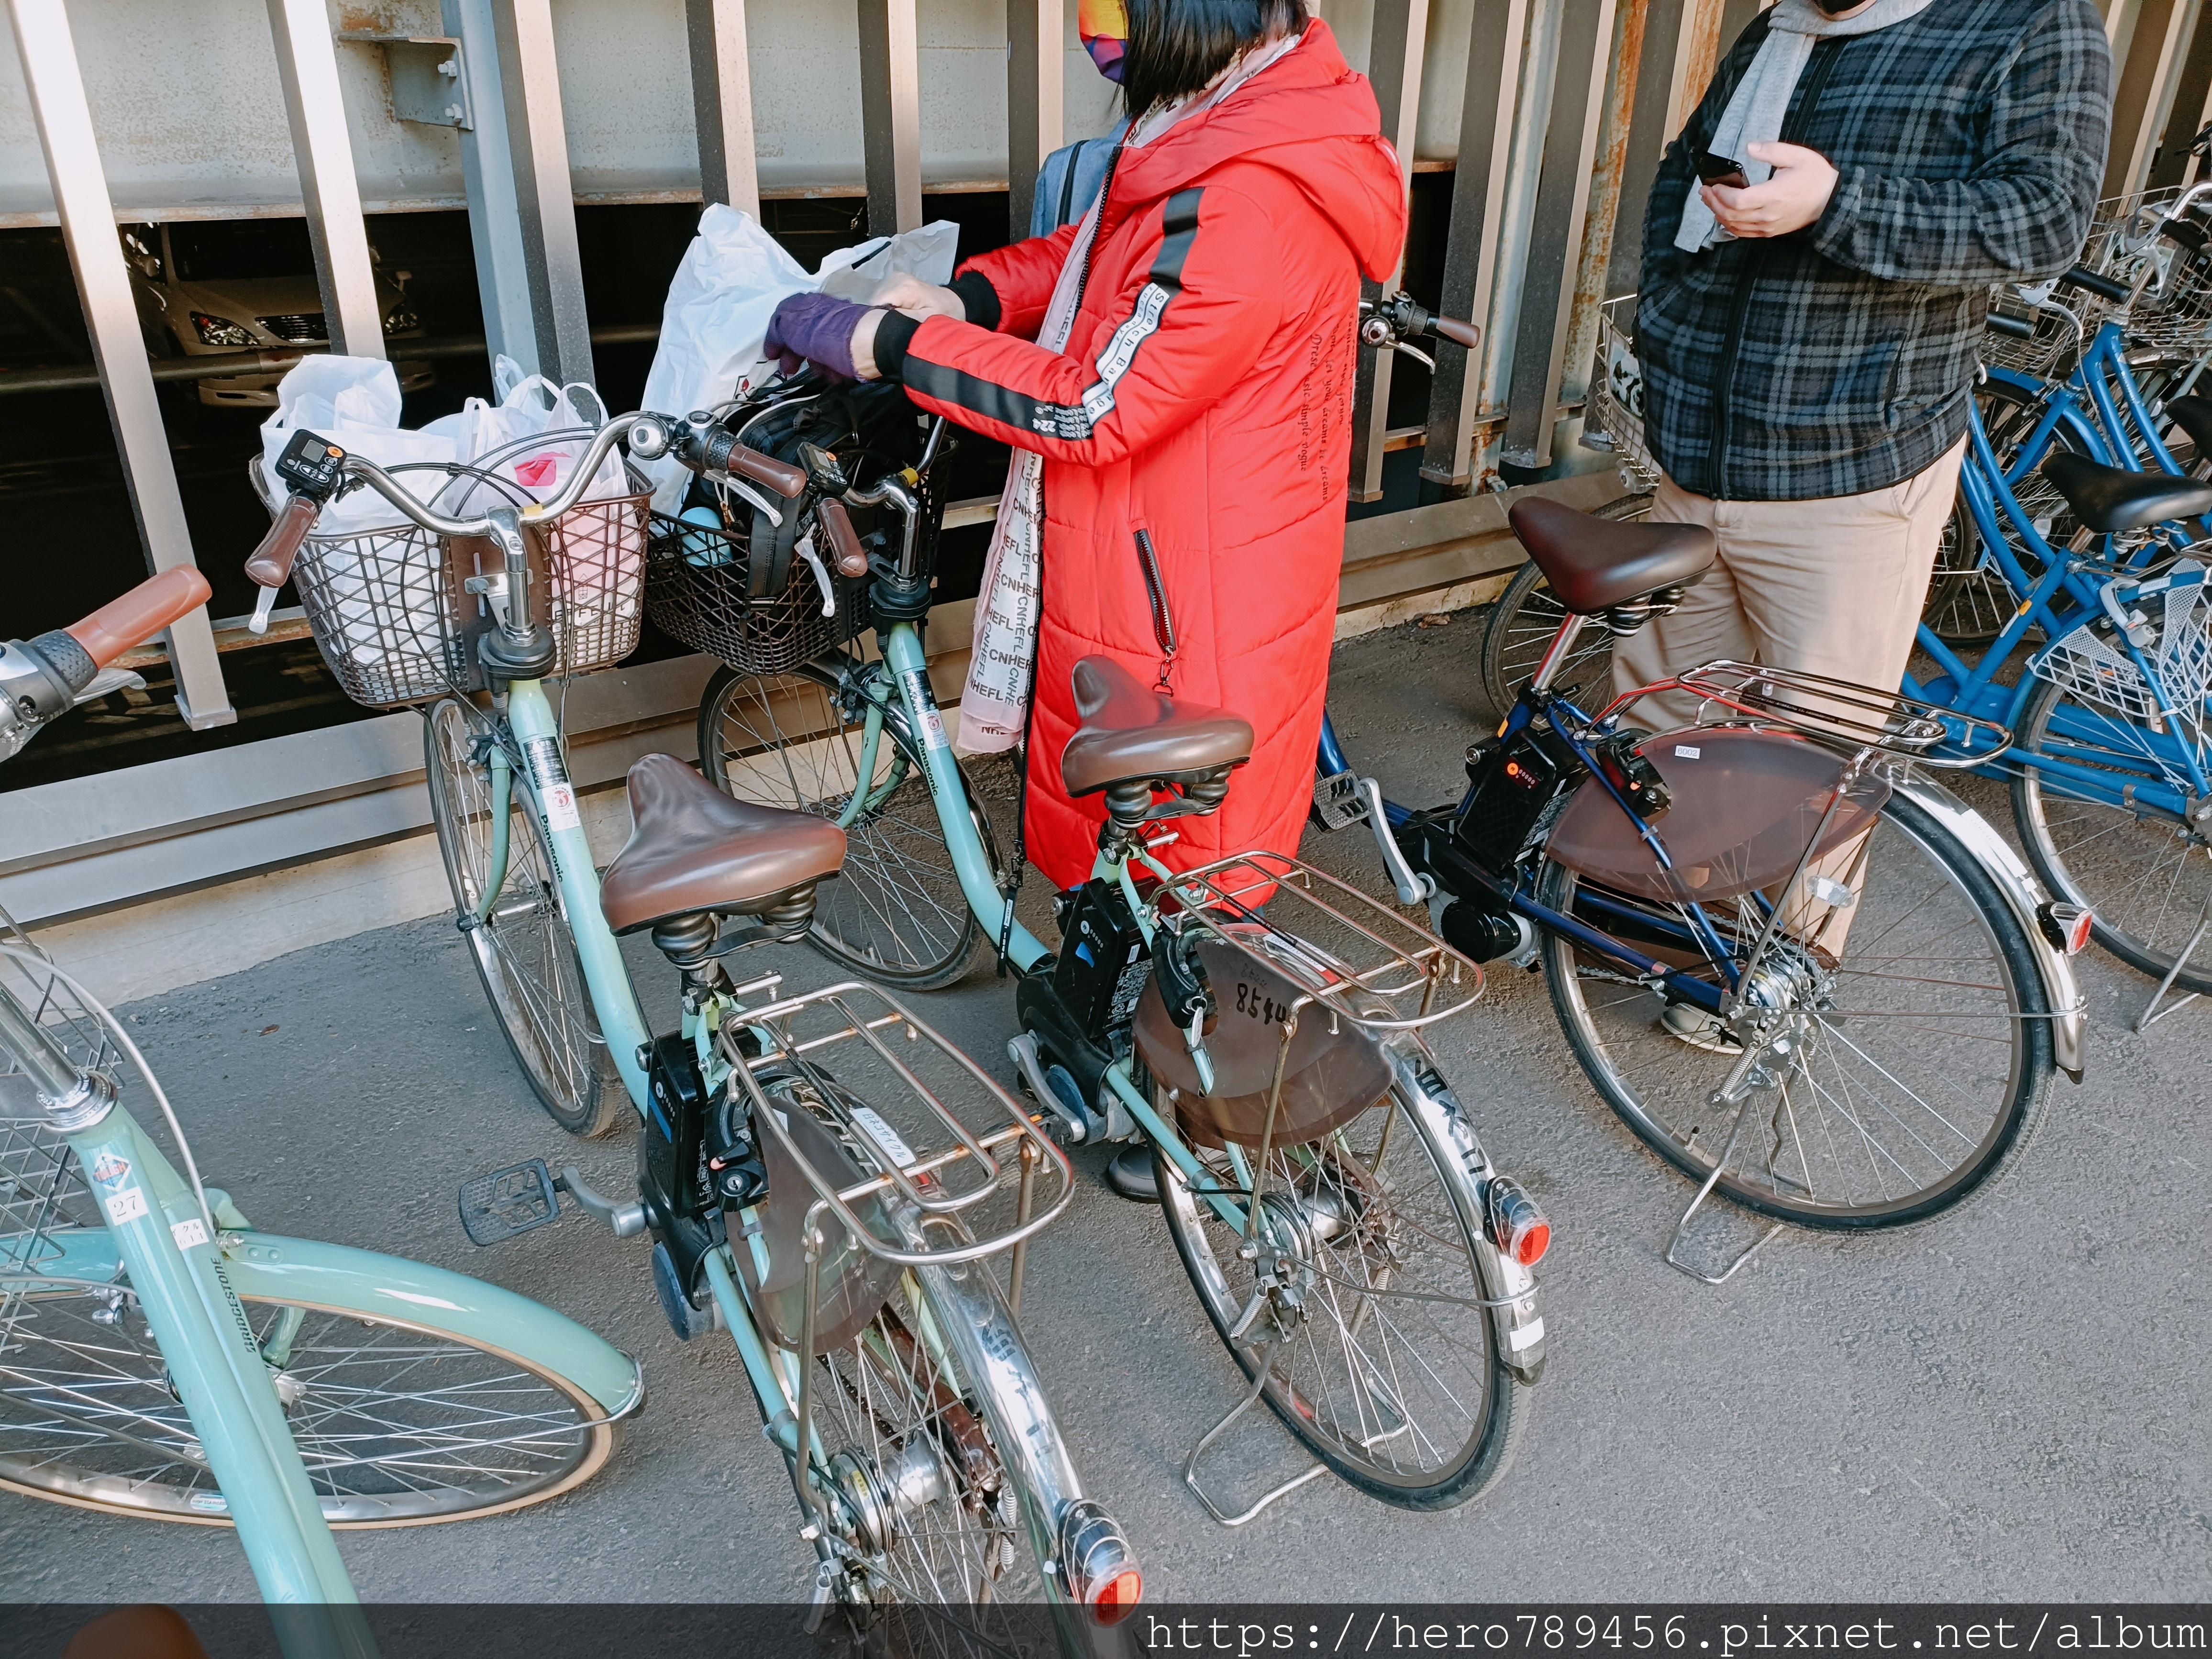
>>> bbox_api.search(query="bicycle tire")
[750,1075,1095,1651]
[1538,790,2053,1228]
[1478,491,1649,717]
[0,1283,618,1526]
[2010,668,2212,995]
[1152,1079,1527,1511]
[697,663,985,990]
[423,698,624,1138]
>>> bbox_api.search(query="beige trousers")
[1609,438,1966,957]
[1611,436,1968,731]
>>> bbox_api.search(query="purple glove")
[764,291,870,382]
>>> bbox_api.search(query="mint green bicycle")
[0,571,641,1656]
[679,380,1548,1525]
[244,414,1142,1654]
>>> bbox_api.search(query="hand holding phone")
[1697,150,1751,191]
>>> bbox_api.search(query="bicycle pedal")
[457,1159,562,1247]
[1312,769,1371,831]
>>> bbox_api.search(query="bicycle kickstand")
[1663,1085,1785,1286]
[1183,1337,1328,1528]
[2134,879,2212,1032]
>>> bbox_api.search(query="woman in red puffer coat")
[774,0,1405,899]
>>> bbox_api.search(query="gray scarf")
[1676,0,1940,253]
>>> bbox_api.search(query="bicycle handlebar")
[67,567,213,672]
[2057,265,2133,305]
[244,495,319,589]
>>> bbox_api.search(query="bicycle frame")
[0,986,376,1659]
[1906,404,2212,816]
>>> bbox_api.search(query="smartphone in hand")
[1696,150,1750,190]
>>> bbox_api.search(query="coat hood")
[1106,18,1406,282]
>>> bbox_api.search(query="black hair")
[1119,0,1308,120]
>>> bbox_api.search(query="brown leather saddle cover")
[599,753,846,936]
[1059,656,1254,798]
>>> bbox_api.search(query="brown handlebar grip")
[64,565,214,670]
[1432,315,1480,350]
[244,495,320,589]
[724,444,808,498]
[817,500,869,578]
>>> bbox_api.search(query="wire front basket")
[718,977,1073,1268]
[1583,294,1661,492]
[252,431,650,710]
[0,907,108,1274]
[2031,566,2212,723]
[644,509,870,678]
[1618,659,2014,766]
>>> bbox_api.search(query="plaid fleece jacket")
[1637,0,2111,502]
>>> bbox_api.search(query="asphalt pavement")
[5,617,2206,1608]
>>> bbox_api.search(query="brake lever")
[715,474,784,529]
[792,531,837,619]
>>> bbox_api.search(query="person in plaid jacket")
[1618,0,2112,731]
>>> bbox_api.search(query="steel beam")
[1006,0,1063,241]
[858,0,923,235]
[1605,0,1689,299]
[443,0,536,372]
[6,0,234,731]
[2150,0,2212,188]
[687,0,761,218]
[263,0,385,357]
[1501,0,1619,471]
[490,0,594,385]
[2108,0,2197,196]
[1421,0,1534,492]
[1348,0,1430,503]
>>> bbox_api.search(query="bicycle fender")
[218,1233,646,1417]
[1387,1053,1546,1380]
[1892,774,2088,1082]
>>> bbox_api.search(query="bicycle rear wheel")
[1479,492,1648,716]
[1153,1079,1526,1511]
[423,698,622,1138]
[752,1078,1105,1651]
[1539,791,2054,1228]
[697,664,983,989]
[2010,668,2212,995]
[0,1282,617,1525]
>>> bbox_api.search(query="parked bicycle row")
[22,190,2212,1659]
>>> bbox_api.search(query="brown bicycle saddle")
[1059,656,1255,798]
[1508,496,1716,615]
[598,753,846,936]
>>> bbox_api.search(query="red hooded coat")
[883,20,1405,891]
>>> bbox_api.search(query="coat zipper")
[1709,37,1842,499]
[1071,139,1127,320]
[1134,528,1178,689]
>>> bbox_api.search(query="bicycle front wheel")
[697,664,983,988]
[423,698,622,1137]
[1154,1080,1526,1511]
[1539,791,2054,1228]
[1479,492,1648,716]
[0,1282,618,1526]
[2011,668,2212,995]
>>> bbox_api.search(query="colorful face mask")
[1079,0,1128,82]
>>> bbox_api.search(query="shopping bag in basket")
[259,357,461,676]
[427,359,628,515]
[258,356,458,531]
[637,208,959,512]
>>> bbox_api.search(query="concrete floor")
[5,617,2207,1606]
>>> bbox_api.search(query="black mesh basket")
[644,509,872,677]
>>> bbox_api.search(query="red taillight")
[1093,1569,1143,1623]
[1485,1176,1549,1266]
[2037,900,2094,956]
[1514,1219,1550,1266]
[1058,1499,1140,1624]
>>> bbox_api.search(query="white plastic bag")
[637,208,961,511]
[426,357,626,515]
[258,356,458,532]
